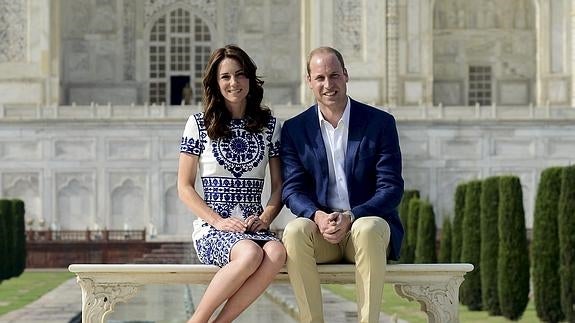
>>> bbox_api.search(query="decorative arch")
[144,3,215,105]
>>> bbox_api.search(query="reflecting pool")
[106,284,296,323]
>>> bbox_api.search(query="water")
[106,284,296,323]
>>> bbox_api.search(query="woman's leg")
[212,240,286,323]
[187,240,264,323]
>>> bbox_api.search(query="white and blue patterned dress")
[180,112,281,267]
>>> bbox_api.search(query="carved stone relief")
[56,173,95,230]
[77,278,140,323]
[65,41,91,81]
[0,0,26,63]
[2,173,41,224]
[334,0,363,58]
[110,174,146,229]
[107,139,151,160]
[0,141,41,161]
[225,2,240,44]
[61,0,92,38]
[241,2,264,33]
[123,0,137,81]
[145,0,216,22]
[162,172,192,235]
[434,0,533,30]
[91,0,117,33]
[436,169,481,217]
[433,81,462,105]
[54,139,96,160]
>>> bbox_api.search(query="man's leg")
[282,217,341,323]
[343,217,391,323]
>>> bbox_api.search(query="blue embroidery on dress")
[266,117,280,157]
[203,177,264,218]
[180,113,207,155]
[212,120,265,178]
[190,115,281,267]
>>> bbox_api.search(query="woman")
[178,45,286,323]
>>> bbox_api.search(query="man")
[280,46,404,323]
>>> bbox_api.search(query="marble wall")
[1,104,574,240]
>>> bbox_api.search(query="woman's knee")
[230,240,264,272]
[263,241,287,266]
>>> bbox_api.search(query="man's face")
[307,52,349,110]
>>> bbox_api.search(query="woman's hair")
[202,44,271,139]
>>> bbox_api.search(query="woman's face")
[217,57,250,111]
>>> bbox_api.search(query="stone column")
[386,0,399,106]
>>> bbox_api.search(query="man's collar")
[317,97,351,127]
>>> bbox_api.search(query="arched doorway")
[147,6,212,105]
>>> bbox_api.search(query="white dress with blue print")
[180,112,281,267]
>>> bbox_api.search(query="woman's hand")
[245,215,269,232]
[213,217,247,232]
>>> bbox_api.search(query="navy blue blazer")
[280,98,404,260]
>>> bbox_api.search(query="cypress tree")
[460,180,482,310]
[438,216,452,263]
[0,199,11,280]
[415,201,437,263]
[480,176,501,316]
[399,190,419,263]
[12,200,26,278]
[498,176,530,320]
[451,183,466,263]
[532,167,564,323]
[558,165,575,322]
[404,198,421,264]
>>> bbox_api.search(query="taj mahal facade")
[0,0,574,240]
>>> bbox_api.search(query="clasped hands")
[213,214,269,233]
[314,210,352,244]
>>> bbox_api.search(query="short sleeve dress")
[180,112,281,267]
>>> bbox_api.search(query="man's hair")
[306,47,346,76]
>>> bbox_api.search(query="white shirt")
[318,97,351,211]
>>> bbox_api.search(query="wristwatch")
[344,210,356,222]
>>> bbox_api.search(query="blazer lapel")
[305,106,329,203]
[345,101,366,181]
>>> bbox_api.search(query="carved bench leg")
[76,277,140,323]
[393,277,464,323]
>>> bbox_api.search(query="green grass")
[325,284,539,322]
[0,271,74,316]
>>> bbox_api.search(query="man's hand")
[245,215,269,232]
[314,211,352,244]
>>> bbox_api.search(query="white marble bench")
[68,263,473,323]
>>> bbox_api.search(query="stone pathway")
[0,278,81,323]
[0,279,404,323]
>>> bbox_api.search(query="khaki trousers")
[282,217,391,323]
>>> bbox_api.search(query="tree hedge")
[405,198,421,264]
[438,216,452,263]
[12,199,26,278]
[451,183,466,263]
[399,190,420,263]
[480,176,501,316]
[460,180,482,310]
[498,176,529,320]
[558,165,575,322]
[532,167,564,323]
[415,201,437,263]
[0,199,12,281]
